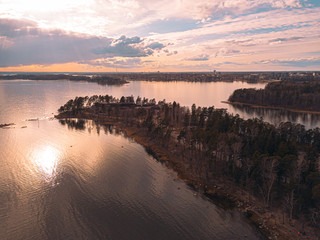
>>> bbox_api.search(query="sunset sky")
[0,0,319,72]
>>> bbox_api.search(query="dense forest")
[57,95,320,236]
[0,74,128,85]
[228,81,320,112]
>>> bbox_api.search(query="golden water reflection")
[32,145,60,181]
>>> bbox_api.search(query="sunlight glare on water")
[31,145,60,182]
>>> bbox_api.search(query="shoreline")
[222,101,320,115]
[57,114,318,240]
[113,123,306,240]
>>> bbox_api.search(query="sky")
[0,0,319,72]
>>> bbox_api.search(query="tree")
[136,96,142,105]
[191,104,197,126]
[259,156,280,207]
[183,110,190,127]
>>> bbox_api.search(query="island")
[0,123,15,128]
[0,74,128,85]
[226,81,320,114]
[56,95,320,239]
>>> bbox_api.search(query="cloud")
[94,0,303,26]
[0,1,319,71]
[91,35,151,57]
[0,0,307,37]
[0,18,38,37]
[223,37,303,48]
[80,58,143,69]
[225,38,261,47]
[268,37,304,43]
[214,61,245,66]
[147,6,319,70]
[92,35,167,57]
[253,57,320,67]
[150,7,320,46]
[214,48,240,57]
[0,18,108,67]
[0,19,166,67]
[164,49,178,56]
[186,54,209,61]
[147,42,165,50]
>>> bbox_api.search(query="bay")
[1,79,317,239]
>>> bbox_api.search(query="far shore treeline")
[57,94,320,233]
[1,71,319,84]
[0,74,128,85]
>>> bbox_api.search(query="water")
[1,79,318,240]
[1,80,319,128]
[1,80,264,123]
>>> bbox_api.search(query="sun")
[33,145,60,181]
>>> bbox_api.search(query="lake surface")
[1,79,319,240]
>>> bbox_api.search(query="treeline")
[57,95,156,113]
[97,72,319,83]
[228,81,320,112]
[88,75,128,85]
[57,95,320,229]
[0,74,128,85]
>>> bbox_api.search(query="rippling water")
[0,122,261,240]
[1,79,318,239]
[1,80,265,123]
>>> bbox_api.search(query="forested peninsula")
[228,81,320,113]
[0,74,128,85]
[56,95,320,239]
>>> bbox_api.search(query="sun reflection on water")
[33,145,60,181]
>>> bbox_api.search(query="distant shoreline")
[0,74,128,86]
[0,72,286,84]
[223,101,320,115]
